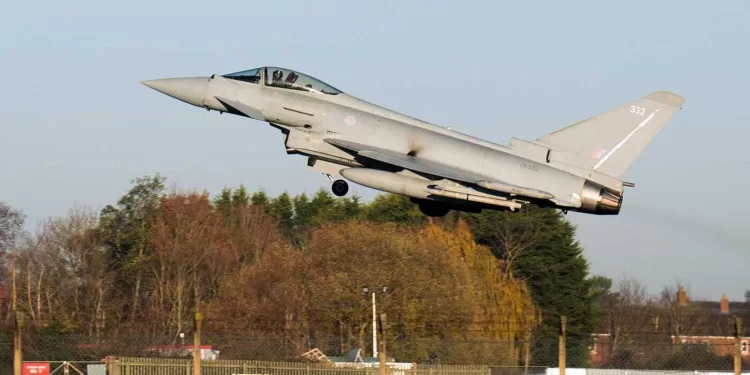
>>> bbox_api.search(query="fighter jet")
[141,66,685,217]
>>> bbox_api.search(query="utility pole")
[379,313,387,375]
[363,286,388,358]
[559,316,566,375]
[194,311,203,375]
[12,262,22,375]
[372,291,377,357]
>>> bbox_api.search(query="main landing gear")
[417,202,450,217]
[331,179,349,197]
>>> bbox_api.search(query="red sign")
[23,363,50,375]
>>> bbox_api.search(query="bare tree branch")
[0,201,25,251]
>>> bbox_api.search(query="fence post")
[735,316,742,375]
[14,311,23,375]
[105,356,119,375]
[194,311,203,375]
[379,313,387,375]
[559,316,566,375]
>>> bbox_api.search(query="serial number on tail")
[630,105,646,116]
[520,162,539,172]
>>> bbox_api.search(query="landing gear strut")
[331,179,349,197]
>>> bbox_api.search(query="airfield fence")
[2,314,749,375]
[108,357,496,375]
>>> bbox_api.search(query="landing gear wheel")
[331,179,349,197]
[418,203,450,217]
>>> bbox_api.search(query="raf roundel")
[591,147,608,159]
[345,115,356,126]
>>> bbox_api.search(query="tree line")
[1,174,604,365]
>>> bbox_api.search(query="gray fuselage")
[204,73,587,208]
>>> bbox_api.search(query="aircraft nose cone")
[141,77,209,107]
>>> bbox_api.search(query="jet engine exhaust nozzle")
[579,180,623,215]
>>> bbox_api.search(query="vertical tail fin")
[533,91,685,178]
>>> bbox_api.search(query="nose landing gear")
[331,179,349,197]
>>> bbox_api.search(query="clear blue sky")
[1,1,748,301]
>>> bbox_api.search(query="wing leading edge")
[324,139,555,201]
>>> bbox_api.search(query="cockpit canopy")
[222,67,342,95]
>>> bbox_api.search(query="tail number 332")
[630,105,646,116]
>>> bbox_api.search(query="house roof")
[676,300,750,336]
[595,291,750,337]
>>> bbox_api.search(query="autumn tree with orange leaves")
[204,219,539,364]
[146,192,233,339]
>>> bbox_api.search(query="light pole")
[363,286,388,357]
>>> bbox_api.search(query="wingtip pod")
[646,91,686,108]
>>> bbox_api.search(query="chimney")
[678,286,688,306]
[720,293,729,314]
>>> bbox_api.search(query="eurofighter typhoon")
[142,66,684,217]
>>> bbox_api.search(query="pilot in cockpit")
[285,72,299,83]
